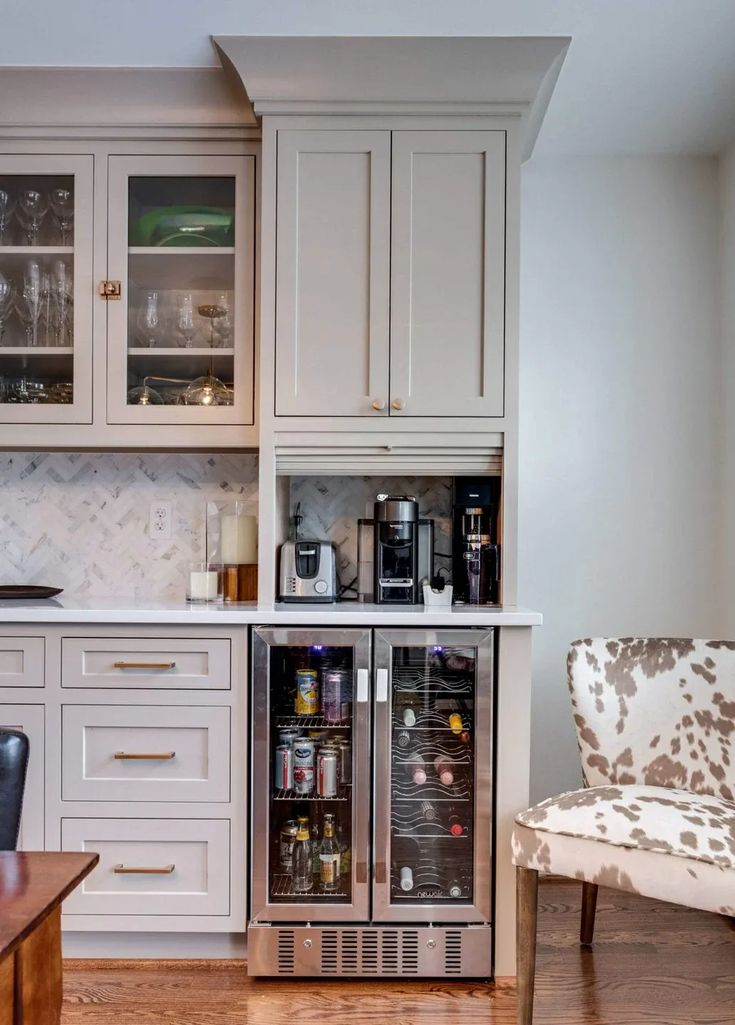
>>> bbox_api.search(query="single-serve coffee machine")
[373,495,420,605]
[452,478,501,604]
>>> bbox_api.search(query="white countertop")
[0,596,542,627]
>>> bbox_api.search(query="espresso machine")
[452,478,501,604]
[373,495,420,604]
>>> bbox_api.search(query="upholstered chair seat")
[512,638,735,1025]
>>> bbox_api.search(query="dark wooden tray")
[0,586,63,599]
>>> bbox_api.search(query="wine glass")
[0,190,16,245]
[212,292,233,348]
[0,272,14,344]
[50,188,74,246]
[175,292,195,349]
[19,261,42,346]
[52,260,72,347]
[18,190,48,246]
[135,291,161,348]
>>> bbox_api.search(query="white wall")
[719,144,735,632]
[519,155,722,801]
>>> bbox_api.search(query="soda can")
[321,671,344,723]
[278,728,301,748]
[337,739,352,785]
[279,820,299,871]
[292,737,316,795]
[317,747,338,798]
[274,744,293,791]
[295,669,319,715]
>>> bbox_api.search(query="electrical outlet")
[149,501,173,540]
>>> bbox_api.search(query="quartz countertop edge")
[0,598,542,626]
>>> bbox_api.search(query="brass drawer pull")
[113,751,176,760]
[113,864,175,875]
[112,661,177,670]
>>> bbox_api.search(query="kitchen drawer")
[0,637,44,688]
[61,636,231,690]
[61,818,230,916]
[61,705,230,802]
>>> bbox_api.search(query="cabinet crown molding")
[213,35,569,158]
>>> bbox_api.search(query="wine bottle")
[405,753,427,785]
[446,878,463,899]
[448,712,463,735]
[448,812,466,837]
[399,866,414,891]
[401,706,417,727]
[396,729,413,749]
[434,756,454,786]
[420,800,437,822]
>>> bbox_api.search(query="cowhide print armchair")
[511,638,735,1025]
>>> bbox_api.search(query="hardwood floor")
[62,880,735,1025]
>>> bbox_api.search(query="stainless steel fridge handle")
[356,667,369,703]
[376,667,389,703]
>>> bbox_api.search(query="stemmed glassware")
[175,292,196,348]
[0,191,16,245]
[52,260,72,347]
[50,188,74,246]
[18,261,42,346]
[18,190,48,246]
[212,292,232,348]
[135,290,161,348]
[0,272,14,344]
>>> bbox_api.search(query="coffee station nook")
[0,35,568,981]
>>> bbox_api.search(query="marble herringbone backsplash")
[0,452,258,600]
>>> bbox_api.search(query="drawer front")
[61,705,230,802]
[0,705,44,850]
[0,637,44,688]
[61,818,230,916]
[61,637,231,690]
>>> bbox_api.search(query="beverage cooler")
[248,627,494,978]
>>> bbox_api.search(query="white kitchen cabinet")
[275,130,390,417]
[273,128,506,421]
[390,131,506,418]
[0,154,94,424]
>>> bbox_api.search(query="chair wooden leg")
[580,881,598,946]
[516,867,539,1025]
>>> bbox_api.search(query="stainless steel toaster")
[279,540,338,602]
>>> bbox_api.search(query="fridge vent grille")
[318,930,421,974]
[277,931,295,974]
[445,930,463,974]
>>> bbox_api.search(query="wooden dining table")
[0,851,98,1025]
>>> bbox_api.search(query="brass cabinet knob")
[391,398,405,411]
[371,399,386,411]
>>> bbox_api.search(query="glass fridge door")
[251,628,371,923]
[373,629,493,923]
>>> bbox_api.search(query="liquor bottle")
[401,706,417,727]
[404,753,427,785]
[434,756,454,787]
[292,821,313,892]
[319,813,340,892]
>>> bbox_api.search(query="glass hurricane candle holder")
[206,500,258,602]
[186,562,222,604]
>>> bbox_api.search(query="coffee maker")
[373,495,420,605]
[452,478,501,604]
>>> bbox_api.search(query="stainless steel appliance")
[452,478,501,604]
[357,517,434,603]
[279,540,338,602]
[373,495,420,605]
[249,627,494,978]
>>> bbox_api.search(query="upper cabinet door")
[0,153,93,424]
[106,154,255,426]
[275,130,391,417]
[390,131,506,418]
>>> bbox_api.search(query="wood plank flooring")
[61,879,735,1025]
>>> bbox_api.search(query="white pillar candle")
[188,569,220,602]
[220,513,257,564]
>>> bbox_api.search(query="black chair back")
[0,729,29,851]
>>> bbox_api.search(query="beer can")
[292,737,316,795]
[274,744,293,791]
[337,739,352,785]
[295,669,319,715]
[278,727,300,748]
[317,747,338,798]
[279,820,299,872]
[321,671,344,723]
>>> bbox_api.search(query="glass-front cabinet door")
[0,154,93,423]
[373,630,493,923]
[106,155,255,426]
[251,628,371,922]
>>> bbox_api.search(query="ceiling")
[2,0,735,155]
